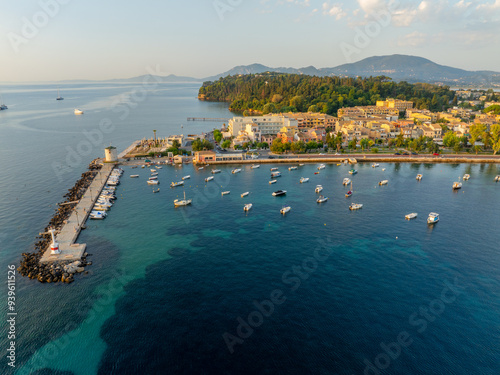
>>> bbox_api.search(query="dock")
[40,163,115,263]
[186,117,229,122]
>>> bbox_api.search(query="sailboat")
[174,190,192,206]
[56,88,64,101]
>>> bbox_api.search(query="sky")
[0,0,499,82]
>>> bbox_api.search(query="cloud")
[322,2,347,19]
[397,31,427,47]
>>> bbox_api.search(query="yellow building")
[376,98,413,111]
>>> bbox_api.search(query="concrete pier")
[40,163,115,263]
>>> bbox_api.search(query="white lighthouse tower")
[48,228,60,255]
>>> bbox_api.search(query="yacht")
[452,181,462,190]
[289,166,298,171]
[174,191,192,206]
[170,181,184,188]
[372,163,379,168]
[147,180,159,185]
[74,109,84,115]
[416,174,423,181]
[280,206,291,215]
[300,177,309,183]
[271,171,281,178]
[315,185,323,193]
[349,203,363,210]
[56,88,64,100]
[243,203,252,211]
[316,195,328,203]
[251,165,260,169]
[463,174,470,180]
[317,164,326,170]
[130,175,139,178]
[232,168,242,174]
[272,190,286,197]
[348,169,358,175]
[343,178,351,186]
[427,212,439,224]
[241,192,249,198]
[379,180,388,186]
[269,180,277,184]
[211,169,221,174]
[182,175,191,180]
[405,213,418,220]
[205,176,214,182]
[221,191,230,196]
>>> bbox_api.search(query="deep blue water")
[0,83,499,375]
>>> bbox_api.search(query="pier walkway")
[40,163,115,263]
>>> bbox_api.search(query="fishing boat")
[379,180,388,186]
[205,176,214,182]
[316,195,328,203]
[211,169,221,174]
[182,175,191,180]
[280,206,291,215]
[315,185,323,193]
[348,169,358,175]
[463,174,470,180]
[300,177,309,183]
[349,203,363,210]
[289,166,298,171]
[269,180,277,184]
[251,165,260,169]
[243,203,252,211]
[343,178,351,186]
[130,175,139,178]
[452,181,462,190]
[241,192,249,198]
[317,164,325,170]
[74,109,84,115]
[56,88,64,101]
[416,174,423,181]
[270,167,279,171]
[405,213,418,220]
[372,163,379,168]
[174,191,192,206]
[147,180,159,185]
[170,181,184,188]
[427,212,439,224]
[272,190,286,197]
[221,191,230,196]
[0,96,8,110]
[271,171,281,178]
[232,168,242,174]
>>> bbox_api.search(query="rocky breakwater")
[17,159,102,284]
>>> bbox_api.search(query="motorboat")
[74,109,84,115]
[345,190,352,198]
[232,168,242,174]
[150,169,157,172]
[251,165,260,169]
[243,203,252,211]
[147,180,159,185]
[280,206,291,215]
[171,181,184,188]
[463,174,470,180]
[379,180,388,186]
[241,192,249,198]
[315,185,323,193]
[343,178,351,186]
[211,169,221,174]
[372,163,379,168]
[427,212,439,224]
[130,175,139,178]
[270,167,279,171]
[314,172,320,175]
[156,166,162,169]
[271,171,281,178]
[174,191,192,206]
[289,166,298,171]
[382,168,386,171]
[348,169,358,175]
[149,176,158,180]
[300,177,309,183]
[452,181,462,190]
[90,211,107,220]
[299,164,305,166]
[272,190,286,196]
[151,172,158,176]
[269,180,277,184]
[317,164,326,170]
[221,191,230,196]
[349,203,363,210]
[152,188,160,193]
[405,213,418,220]
[416,174,423,181]
[316,195,328,203]
[205,176,214,182]
[93,204,110,211]
[182,175,191,180]
[198,167,204,170]
[495,175,500,182]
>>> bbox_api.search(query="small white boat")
[382,168,386,171]
[171,181,184,188]
[405,213,418,220]
[130,175,139,178]
[232,168,242,174]
[452,182,462,190]
[198,167,204,170]
[211,169,221,174]
[90,211,107,220]
[221,191,230,196]
[149,176,158,180]
[272,190,286,197]
[241,192,249,198]
[150,172,158,176]
[280,206,291,215]
[270,167,279,171]
[74,109,84,115]
[147,180,159,185]
[427,212,439,224]
[349,169,358,175]
[271,171,281,178]
[150,169,157,172]
[495,175,500,182]
[316,195,328,203]
[141,165,145,168]
[251,165,260,169]
[300,177,309,183]
[56,88,64,101]
[174,191,192,206]
[289,166,298,171]
[205,176,214,182]
[463,174,470,180]
[315,185,323,193]
[317,164,326,170]
[379,180,388,186]
[269,180,277,184]
[416,174,423,181]
[182,175,191,180]
[156,166,162,169]
[343,178,351,186]
[243,203,252,211]
[349,203,363,210]
[372,163,379,168]
[93,204,110,211]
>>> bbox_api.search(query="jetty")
[40,163,115,263]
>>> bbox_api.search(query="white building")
[228,115,298,138]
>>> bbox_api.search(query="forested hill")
[198,73,457,116]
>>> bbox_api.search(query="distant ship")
[74,109,84,115]
[0,95,7,110]
[56,88,64,101]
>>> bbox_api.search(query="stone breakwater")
[17,159,102,284]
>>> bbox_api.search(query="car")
[411,152,418,155]
[433,153,440,156]
[403,152,410,155]
[268,156,275,159]
[394,152,401,155]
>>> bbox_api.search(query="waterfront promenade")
[40,163,115,263]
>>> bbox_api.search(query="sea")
[0,82,499,375]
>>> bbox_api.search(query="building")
[227,115,298,137]
[193,151,246,164]
[281,112,337,129]
[104,146,118,162]
[376,98,414,111]
[338,106,399,119]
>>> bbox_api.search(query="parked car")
[433,153,440,156]
[411,152,418,155]
[394,152,401,155]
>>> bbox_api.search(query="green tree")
[171,139,181,150]
[360,138,369,151]
[491,124,500,155]
[306,140,319,150]
[469,124,486,145]
[395,133,405,148]
[290,140,306,153]
[348,137,358,150]
[221,139,231,149]
[443,131,459,148]
[270,138,284,153]
[308,104,319,112]
[213,129,223,143]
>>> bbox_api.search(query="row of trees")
[270,138,324,154]
[199,73,456,116]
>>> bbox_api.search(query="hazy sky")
[1,0,499,82]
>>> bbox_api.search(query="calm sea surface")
[0,83,499,375]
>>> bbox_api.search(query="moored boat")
[317,164,325,170]
[452,181,462,190]
[272,190,286,196]
[463,174,470,180]
[343,178,351,186]
[174,191,192,206]
[205,176,214,182]
[147,180,159,185]
[241,192,249,198]
[349,203,363,210]
[372,163,379,168]
[316,195,328,203]
[270,167,278,171]
[416,174,423,181]
[271,171,281,178]
[243,203,252,211]
[211,169,221,174]
[405,213,418,220]
[182,175,191,180]
[130,175,139,178]
[315,185,323,193]
[495,175,500,182]
[427,212,439,224]
[74,109,84,115]
[232,168,242,174]
[269,180,277,184]
[349,169,358,175]
[251,165,260,169]
[289,166,298,171]
[280,206,291,215]
[170,181,184,187]
[300,177,309,183]
[379,180,388,186]
[221,191,230,196]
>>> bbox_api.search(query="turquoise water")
[0,83,500,374]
